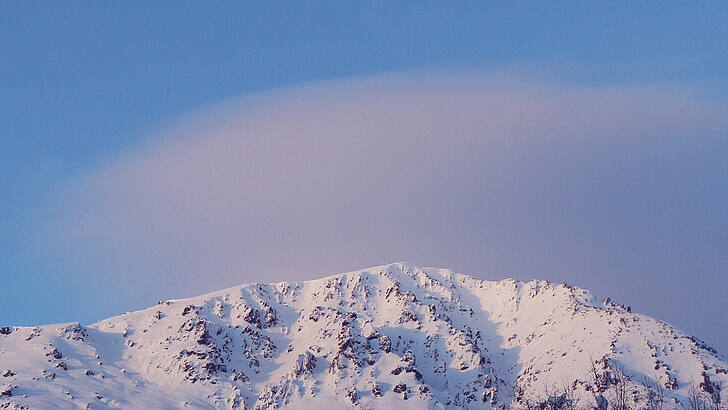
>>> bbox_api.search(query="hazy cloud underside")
[43,73,728,351]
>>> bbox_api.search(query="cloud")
[44,72,728,350]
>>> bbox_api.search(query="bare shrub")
[641,376,664,410]
[609,368,630,410]
[688,381,707,410]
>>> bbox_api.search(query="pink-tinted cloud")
[45,72,728,351]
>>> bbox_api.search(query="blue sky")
[2,3,728,352]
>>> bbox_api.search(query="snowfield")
[1,262,725,409]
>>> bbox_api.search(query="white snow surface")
[0,262,726,409]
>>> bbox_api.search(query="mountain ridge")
[1,262,725,409]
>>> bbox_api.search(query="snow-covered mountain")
[1,262,726,409]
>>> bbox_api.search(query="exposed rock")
[393,383,407,394]
[292,352,316,377]
[0,384,11,397]
[345,387,358,404]
[371,382,383,397]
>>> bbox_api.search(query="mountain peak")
[1,263,725,409]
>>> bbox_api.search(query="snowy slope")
[1,262,725,409]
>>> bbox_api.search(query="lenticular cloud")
[45,72,728,352]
